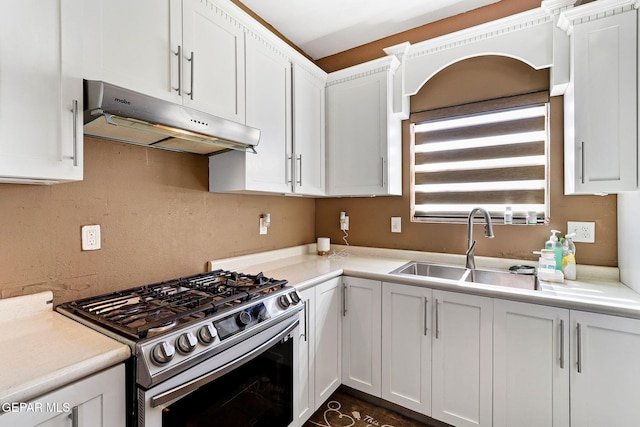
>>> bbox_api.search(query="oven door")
[138,316,299,427]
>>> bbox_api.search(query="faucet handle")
[466,240,477,256]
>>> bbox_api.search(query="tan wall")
[0,137,315,303]
[316,55,617,267]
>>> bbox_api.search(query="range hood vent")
[83,80,260,155]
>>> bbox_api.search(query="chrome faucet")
[466,207,495,269]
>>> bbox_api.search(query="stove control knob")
[278,294,291,309]
[176,332,197,354]
[289,291,301,305]
[236,310,253,327]
[151,341,175,366]
[198,324,217,345]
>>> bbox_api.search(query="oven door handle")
[150,318,298,408]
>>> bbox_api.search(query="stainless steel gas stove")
[57,269,303,427]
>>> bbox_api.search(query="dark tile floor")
[303,389,432,427]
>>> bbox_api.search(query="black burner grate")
[58,270,287,340]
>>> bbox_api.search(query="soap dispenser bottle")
[545,230,563,270]
[562,233,577,280]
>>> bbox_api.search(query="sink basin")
[390,261,539,291]
[390,262,468,281]
[465,268,539,291]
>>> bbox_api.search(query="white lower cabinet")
[0,364,125,427]
[381,284,492,426]
[381,282,432,415]
[570,310,640,427]
[298,277,640,427]
[296,277,342,425]
[431,290,493,427]
[297,287,315,425]
[493,299,570,427]
[342,277,382,396]
[314,277,343,405]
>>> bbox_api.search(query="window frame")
[410,91,551,224]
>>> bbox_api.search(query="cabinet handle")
[174,45,182,96]
[435,299,440,339]
[297,155,303,186]
[559,319,565,369]
[71,99,79,167]
[69,405,79,427]
[423,297,429,336]
[302,300,308,342]
[580,141,585,184]
[381,157,385,188]
[342,282,347,317]
[576,322,582,373]
[286,155,293,184]
[186,51,194,100]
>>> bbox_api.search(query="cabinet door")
[493,299,570,427]
[293,63,326,196]
[571,310,640,427]
[432,290,492,427]
[0,0,83,183]
[342,277,381,396]
[182,0,245,123]
[314,277,342,406]
[245,35,292,193]
[381,282,432,415]
[0,364,126,426]
[565,10,637,194]
[326,71,388,196]
[297,287,315,424]
[82,0,182,104]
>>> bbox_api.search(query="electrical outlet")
[340,212,349,231]
[567,221,596,243]
[341,216,349,231]
[81,224,101,251]
[391,217,402,233]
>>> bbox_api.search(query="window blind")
[411,95,550,223]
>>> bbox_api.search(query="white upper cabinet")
[182,0,245,123]
[0,0,83,184]
[211,34,292,194]
[292,63,326,196]
[83,0,245,123]
[326,56,402,197]
[560,1,638,194]
[209,36,327,196]
[82,0,181,104]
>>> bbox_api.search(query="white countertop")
[210,244,640,319]
[0,291,131,405]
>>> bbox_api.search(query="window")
[410,92,550,223]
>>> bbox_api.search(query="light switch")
[391,217,402,233]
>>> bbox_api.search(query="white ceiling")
[240,0,501,60]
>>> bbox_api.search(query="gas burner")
[57,270,289,340]
[146,320,178,337]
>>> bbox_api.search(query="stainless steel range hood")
[83,80,260,155]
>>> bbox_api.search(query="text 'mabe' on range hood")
[83,80,260,155]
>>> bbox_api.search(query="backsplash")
[0,137,315,304]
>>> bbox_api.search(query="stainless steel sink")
[390,261,539,291]
[465,268,539,291]
[390,261,468,281]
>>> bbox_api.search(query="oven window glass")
[162,337,293,427]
